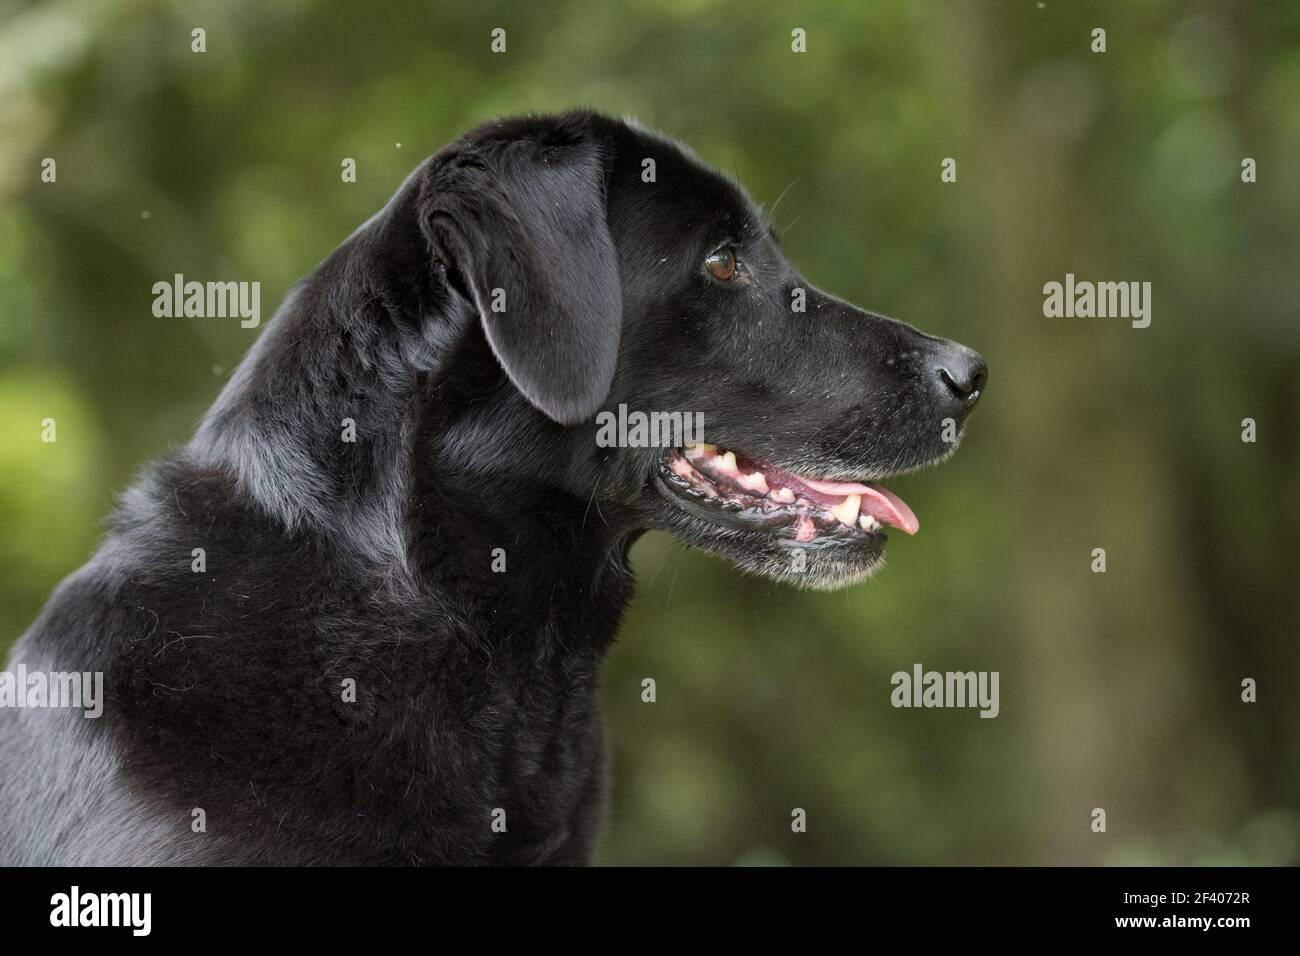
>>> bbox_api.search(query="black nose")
[933,343,987,412]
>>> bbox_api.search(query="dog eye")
[704,248,738,281]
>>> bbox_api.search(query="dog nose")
[933,343,987,412]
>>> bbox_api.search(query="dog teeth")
[858,514,882,533]
[830,494,861,528]
[771,487,796,503]
[714,451,738,473]
[683,443,717,460]
[738,471,769,494]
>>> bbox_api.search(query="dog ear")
[420,130,622,425]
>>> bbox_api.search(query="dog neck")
[185,204,635,650]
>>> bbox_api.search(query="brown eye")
[705,248,738,281]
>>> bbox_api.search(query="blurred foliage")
[0,0,1297,865]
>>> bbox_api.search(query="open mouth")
[657,442,919,544]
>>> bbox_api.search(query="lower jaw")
[652,474,887,589]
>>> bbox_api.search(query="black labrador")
[0,111,985,865]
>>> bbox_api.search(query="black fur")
[0,112,985,864]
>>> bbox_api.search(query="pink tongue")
[802,478,874,495]
[803,478,920,535]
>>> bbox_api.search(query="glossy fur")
[0,112,984,864]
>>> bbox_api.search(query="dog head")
[418,112,986,589]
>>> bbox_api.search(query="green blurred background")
[1,0,1297,865]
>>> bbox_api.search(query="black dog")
[0,112,985,864]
